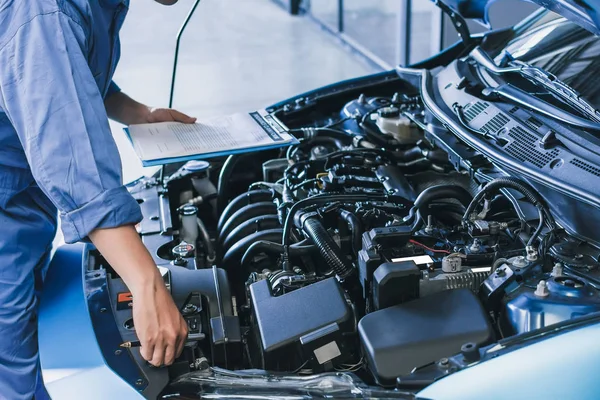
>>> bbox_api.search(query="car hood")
[440,0,600,34]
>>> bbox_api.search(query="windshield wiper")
[484,83,600,131]
[470,47,600,128]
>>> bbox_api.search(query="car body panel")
[418,322,600,399]
[38,244,143,399]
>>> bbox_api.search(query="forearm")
[105,91,151,126]
[89,225,161,294]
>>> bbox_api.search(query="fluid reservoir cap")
[173,242,195,258]
[178,204,198,216]
[378,106,400,119]
[183,160,210,172]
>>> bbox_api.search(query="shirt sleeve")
[0,12,142,243]
[106,80,122,98]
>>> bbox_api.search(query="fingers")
[168,109,197,124]
[141,325,187,367]
[140,341,155,364]
[164,344,176,366]
[175,317,189,357]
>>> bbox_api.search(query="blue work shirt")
[0,0,142,243]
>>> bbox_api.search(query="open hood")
[439,0,600,34]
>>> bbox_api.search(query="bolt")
[534,280,550,297]
[293,266,303,274]
[496,268,506,277]
[100,307,107,313]
[439,358,449,366]
[551,263,564,277]
[470,239,481,253]
[526,246,539,262]
[387,188,396,195]
[425,215,434,234]
[115,349,122,356]
[512,256,528,268]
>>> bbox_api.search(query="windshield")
[491,12,600,110]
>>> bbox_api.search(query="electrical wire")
[324,116,353,128]
[409,239,451,254]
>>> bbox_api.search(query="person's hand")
[144,107,196,124]
[132,273,189,366]
[104,91,197,125]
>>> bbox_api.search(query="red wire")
[409,239,451,254]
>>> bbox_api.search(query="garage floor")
[111,0,376,183]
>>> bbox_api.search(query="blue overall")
[0,1,142,398]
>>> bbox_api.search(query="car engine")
[86,71,600,398]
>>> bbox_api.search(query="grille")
[463,101,489,122]
[505,126,559,168]
[481,113,510,134]
[527,117,543,129]
[570,158,600,177]
[509,106,519,114]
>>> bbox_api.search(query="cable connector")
[525,245,539,262]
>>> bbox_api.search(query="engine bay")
[85,67,600,399]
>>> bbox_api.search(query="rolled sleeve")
[106,80,121,99]
[61,186,142,243]
[0,12,141,243]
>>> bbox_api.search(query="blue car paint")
[418,323,600,399]
[38,244,143,399]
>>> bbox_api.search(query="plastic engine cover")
[358,289,493,385]
[250,277,351,370]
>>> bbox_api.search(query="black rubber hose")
[297,136,346,151]
[222,215,281,250]
[302,216,354,278]
[462,177,553,246]
[217,189,274,232]
[217,155,241,215]
[393,146,424,163]
[282,194,385,248]
[196,217,216,262]
[338,209,363,254]
[218,202,277,245]
[463,177,546,221]
[221,229,283,270]
[404,185,473,223]
[241,240,317,268]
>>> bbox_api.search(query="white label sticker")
[313,341,341,365]
[391,255,434,265]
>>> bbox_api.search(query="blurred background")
[111,0,539,183]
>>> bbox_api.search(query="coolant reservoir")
[374,106,420,144]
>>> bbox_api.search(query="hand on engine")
[133,274,189,366]
[89,225,188,367]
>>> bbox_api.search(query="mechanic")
[0,1,192,398]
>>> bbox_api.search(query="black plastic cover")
[358,289,493,386]
[372,261,420,310]
[250,277,351,369]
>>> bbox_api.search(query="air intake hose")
[301,214,354,278]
